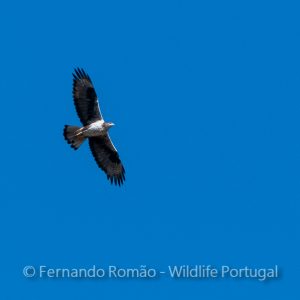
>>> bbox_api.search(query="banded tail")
[63,125,86,150]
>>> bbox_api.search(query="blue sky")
[0,0,299,299]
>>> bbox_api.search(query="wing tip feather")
[106,170,125,186]
[73,67,91,81]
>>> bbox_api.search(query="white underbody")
[82,120,106,137]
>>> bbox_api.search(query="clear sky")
[0,0,299,299]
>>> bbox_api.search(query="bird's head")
[105,122,115,129]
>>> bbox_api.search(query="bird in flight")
[63,68,125,186]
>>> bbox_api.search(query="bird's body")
[63,68,125,186]
[81,120,107,137]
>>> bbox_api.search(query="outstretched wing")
[72,68,102,125]
[89,135,125,186]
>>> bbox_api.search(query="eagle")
[63,68,125,186]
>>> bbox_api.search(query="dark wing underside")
[72,68,102,126]
[89,135,125,186]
